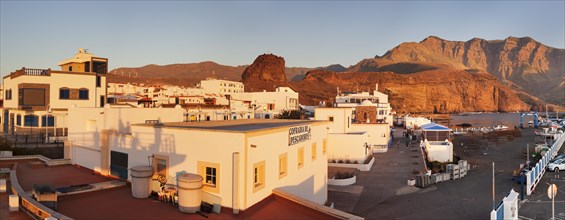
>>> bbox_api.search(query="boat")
[534,127,562,138]
[452,128,467,135]
[493,124,509,131]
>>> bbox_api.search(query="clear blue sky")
[1,1,564,76]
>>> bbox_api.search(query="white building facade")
[335,84,392,125]
[67,119,330,211]
[1,49,108,135]
[200,79,244,95]
[315,104,392,163]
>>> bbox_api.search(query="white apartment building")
[315,103,392,163]
[66,105,185,171]
[200,78,244,95]
[335,84,392,125]
[66,119,330,211]
[245,87,299,119]
[107,83,137,95]
[1,49,108,135]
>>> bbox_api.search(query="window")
[329,117,334,122]
[348,117,350,128]
[297,147,304,169]
[96,75,101,87]
[59,88,70,99]
[197,161,220,193]
[312,143,317,161]
[253,161,265,192]
[69,66,73,71]
[41,115,55,127]
[5,89,11,100]
[323,139,327,155]
[79,89,89,100]
[153,155,169,177]
[24,115,39,127]
[279,153,288,179]
[205,167,217,186]
[16,114,21,126]
[19,88,45,106]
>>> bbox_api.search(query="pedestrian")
[556,167,560,179]
[405,138,409,148]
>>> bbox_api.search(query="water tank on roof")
[178,173,203,213]
[130,166,154,199]
[360,100,373,106]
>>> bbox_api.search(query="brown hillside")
[349,36,565,106]
[108,61,311,85]
[291,68,529,113]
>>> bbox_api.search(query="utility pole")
[492,162,495,211]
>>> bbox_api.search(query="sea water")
[450,113,538,128]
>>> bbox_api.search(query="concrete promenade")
[328,128,564,219]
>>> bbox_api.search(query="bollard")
[9,194,19,211]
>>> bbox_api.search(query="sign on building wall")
[288,125,311,146]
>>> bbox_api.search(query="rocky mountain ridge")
[349,36,565,106]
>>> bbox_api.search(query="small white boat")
[493,124,509,131]
[452,128,467,135]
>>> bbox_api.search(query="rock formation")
[241,54,291,92]
[349,36,565,105]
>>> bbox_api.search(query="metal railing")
[525,132,564,195]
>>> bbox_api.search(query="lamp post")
[45,105,51,143]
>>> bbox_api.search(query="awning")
[421,123,451,131]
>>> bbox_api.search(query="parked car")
[546,159,565,172]
[549,154,565,163]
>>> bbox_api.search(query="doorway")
[110,151,128,180]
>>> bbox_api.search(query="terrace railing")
[23,68,50,76]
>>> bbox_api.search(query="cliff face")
[108,60,312,85]
[241,54,291,92]
[291,68,529,113]
[349,36,565,105]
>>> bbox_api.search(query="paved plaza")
[328,128,564,219]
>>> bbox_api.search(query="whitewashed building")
[66,119,330,211]
[245,87,299,119]
[315,103,392,164]
[66,105,185,171]
[1,49,108,135]
[200,78,244,95]
[335,84,392,125]
[420,123,453,163]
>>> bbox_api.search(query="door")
[9,113,14,134]
[3,110,8,133]
[110,151,128,180]
[100,95,105,108]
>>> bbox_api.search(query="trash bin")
[178,173,203,213]
[130,166,154,199]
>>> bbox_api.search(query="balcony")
[9,68,51,78]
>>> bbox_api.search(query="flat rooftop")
[3,158,347,220]
[135,119,327,133]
